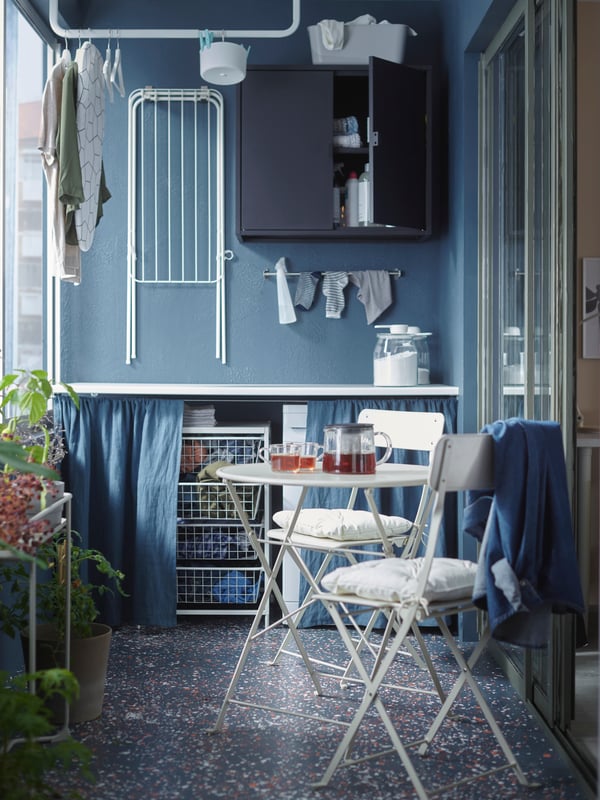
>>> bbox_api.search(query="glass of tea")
[297,442,324,472]
[258,443,301,472]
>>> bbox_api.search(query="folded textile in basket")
[333,132,362,148]
[317,15,381,52]
[333,115,359,135]
[195,460,237,518]
[212,570,259,604]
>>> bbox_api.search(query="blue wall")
[56,0,502,418]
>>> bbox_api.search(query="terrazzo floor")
[55,618,590,799]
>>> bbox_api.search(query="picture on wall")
[583,257,600,359]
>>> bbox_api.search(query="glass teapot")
[322,423,392,475]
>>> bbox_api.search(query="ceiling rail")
[49,0,301,40]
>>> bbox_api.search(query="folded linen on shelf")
[183,403,216,426]
[333,132,362,148]
[333,115,359,135]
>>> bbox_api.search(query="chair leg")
[268,547,336,666]
[417,617,531,788]
[313,600,431,799]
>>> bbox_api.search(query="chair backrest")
[418,433,494,566]
[357,408,445,455]
[428,433,494,494]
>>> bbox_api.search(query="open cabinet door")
[369,59,429,232]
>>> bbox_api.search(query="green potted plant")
[0,368,126,723]
[0,368,78,468]
[0,668,93,799]
[0,528,127,723]
[0,368,79,531]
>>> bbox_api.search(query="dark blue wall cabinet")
[237,59,432,241]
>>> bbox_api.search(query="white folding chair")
[268,409,445,684]
[312,433,533,798]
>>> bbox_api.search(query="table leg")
[210,480,324,732]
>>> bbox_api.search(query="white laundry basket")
[308,23,416,65]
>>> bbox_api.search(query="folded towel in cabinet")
[333,132,362,149]
[333,115,359,135]
[349,270,393,324]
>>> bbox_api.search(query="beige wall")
[577,1,600,430]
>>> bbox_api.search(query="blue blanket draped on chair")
[54,395,183,628]
[464,418,585,647]
[297,397,457,627]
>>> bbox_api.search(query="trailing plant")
[0,668,93,799]
[0,472,53,556]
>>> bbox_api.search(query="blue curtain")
[54,395,183,628]
[298,397,457,627]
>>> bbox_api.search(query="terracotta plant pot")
[22,622,112,723]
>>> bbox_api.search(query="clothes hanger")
[103,36,114,102]
[61,37,71,65]
[110,36,125,98]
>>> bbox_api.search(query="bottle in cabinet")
[358,162,371,226]
[345,171,359,227]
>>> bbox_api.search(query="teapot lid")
[375,324,409,334]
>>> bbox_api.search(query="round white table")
[210,461,430,732]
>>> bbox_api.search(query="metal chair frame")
[312,433,534,798]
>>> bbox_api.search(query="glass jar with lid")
[407,326,432,384]
[373,325,418,386]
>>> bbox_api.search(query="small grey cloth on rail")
[348,270,393,324]
[322,271,349,319]
[294,271,319,310]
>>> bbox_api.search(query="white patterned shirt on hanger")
[75,42,105,252]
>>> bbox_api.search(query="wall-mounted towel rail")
[127,87,229,364]
[262,269,404,279]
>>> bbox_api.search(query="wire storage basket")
[176,424,270,618]
[177,566,264,609]
[178,433,264,522]
[176,522,257,562]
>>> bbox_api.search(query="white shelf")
[59,383,460,398]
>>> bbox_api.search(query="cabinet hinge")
[372,131,379,146]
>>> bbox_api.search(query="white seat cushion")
[272,509,412,541]
[321,557,478,603]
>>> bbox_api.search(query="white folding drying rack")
[126,87,231,364]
